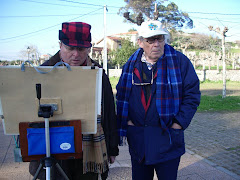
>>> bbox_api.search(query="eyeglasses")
[144,35,165,44]
[62,43,86,52]
[132,71,153,85]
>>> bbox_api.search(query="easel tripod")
[33,84,69,180]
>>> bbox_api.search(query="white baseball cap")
[138,20,168,38]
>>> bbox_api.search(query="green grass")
[109,77,240,112]
[195,65,237,70]
[200,80,240,90]
[109,76,119,89]
[198,95,240,112]
[230,49,240,53]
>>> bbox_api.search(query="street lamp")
[27,46,30,61]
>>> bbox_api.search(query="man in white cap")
[116,20,201,179]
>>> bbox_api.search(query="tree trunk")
[222,35,226,98]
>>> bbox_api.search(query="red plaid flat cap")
[59,22,92,48]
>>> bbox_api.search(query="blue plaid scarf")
[116,44,182,140]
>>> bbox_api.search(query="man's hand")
[171,123,182,129]
[109,156,116,164]
[127,120,134,126]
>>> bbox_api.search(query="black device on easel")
[32,84,69,180]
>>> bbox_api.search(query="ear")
[138,39,144,48]
[87,48,91,54]
[59,41,62,49]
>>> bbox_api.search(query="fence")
[109,69,240,82]
[185,52,240,70]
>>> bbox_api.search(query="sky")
[0,0,240,61]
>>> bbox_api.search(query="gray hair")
[138,36,144,41]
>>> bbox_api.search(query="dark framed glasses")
[62,43,86,52]
[144,35,165,44]
[132,71,153,85]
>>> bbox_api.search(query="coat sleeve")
[174,52,201,130]
[102,72,119,156]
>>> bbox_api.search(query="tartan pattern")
[116,44,182,141]
[82,116,108,174]
[156,45,182,130]
[116,49,140,137]
[59,22,92,48]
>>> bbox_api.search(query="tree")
[19,44,40,65]
[120,0,193,29]
[170,30,192,52]
[190,34,221,51]
[128,28,137,32]
[170,30,222,52]
[110,38,138,67]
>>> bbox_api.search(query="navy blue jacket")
[126,51,200,165]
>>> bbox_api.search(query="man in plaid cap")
[116,20,201,179]
[29,22,119,180]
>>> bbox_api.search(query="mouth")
[70,60,81,65]
[71,60,81,64]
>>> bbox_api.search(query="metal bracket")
[41,104,58,111]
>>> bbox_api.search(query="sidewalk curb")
[186,149,240,180]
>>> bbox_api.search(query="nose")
[72,49,81,56]
[153,39,161,46]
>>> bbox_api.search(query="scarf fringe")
[83,116,109,174]
[83,160,109,174]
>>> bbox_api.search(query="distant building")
[91,31,139,65]
[39,54,52,64]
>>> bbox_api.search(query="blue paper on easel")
[27,126,75,156]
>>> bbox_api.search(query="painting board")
[0,65,102,135]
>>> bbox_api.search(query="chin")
[70,61,81,66]
[70,63,80,66]
[151,55,161,60]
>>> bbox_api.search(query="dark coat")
[126,51,200,165]
[29,51,119,179]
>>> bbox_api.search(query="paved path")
[0,112,239,179]
[109,146,239,180]
[185,112,240,177]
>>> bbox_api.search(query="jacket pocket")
[126,125,144,161]
[144,126,172,164]
[170,128,184,147]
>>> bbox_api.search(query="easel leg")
[55,163,70,180]
[32,162,43,180]
[32,158,70,180]
[45,118,51,180]
[45,158,52,180]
